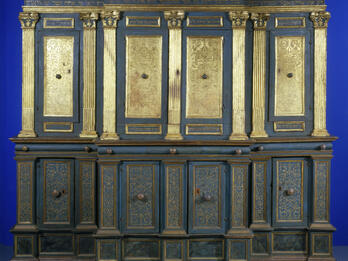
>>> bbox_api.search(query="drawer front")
[122,238,160,261]
[188,239,224,260]
[273,158,308,227]
[121,162,159,233]
[189,162,226,234]
[39,234,74,256]
[38,159,74,228]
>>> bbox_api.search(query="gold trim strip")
[126,16,161,27]
[274,121,305,132]
[43,18,75,29]
[185,124,223,135]
[187,16,223,27]
[125,124,162,135]
[43,122,74,133]
[275,17,306,28]
[271,232,308,254]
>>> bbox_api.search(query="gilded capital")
[80,12,99,29]
[250,13,270,30]
[229,11,249,28]
[164,10,185,29]
[101,10,121,28]
[19,12,39,29]
[310,11,331,28]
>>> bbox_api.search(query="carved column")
[310,12,331,137]
[80,13,98,138]
[229,11,249,140]
[250,13,270,138]
[164,10,185,140]
[18,13,39,138]
[101,11,120,140]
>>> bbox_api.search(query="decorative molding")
[310,11,330,28]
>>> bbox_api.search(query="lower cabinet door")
[272,158,308,227]
[38,159,74,228]
[121,162,160,233]
[188,162,226,234]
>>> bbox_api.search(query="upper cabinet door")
[117,13,168,139]
[120,162,160,234]
[188,162,226,234]
[35,15,82,136]
[182,14,232,139]
[267,14,313,136]
[272,158,308,227]
[38,159,74,228]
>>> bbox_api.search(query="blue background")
[0,0,347,247]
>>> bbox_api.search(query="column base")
[250,131,268,138]
[95,229,121,238]
[100,132,120,140]
[250,223,273,231]
[311,129,330,137]
[18,130,37,138]
[80,130,98,138]
[310,223,336,231]
[165,133,183,140]
[161,229,187,236]
[226,228,253,238]
[229,133,249,141]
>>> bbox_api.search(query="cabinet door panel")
[121,162,159,233]
[188,162,226,234]
[38,159,74,228]
[272,158,308,227]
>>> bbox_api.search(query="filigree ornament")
[164,10,185,29]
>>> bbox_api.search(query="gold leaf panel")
[186,36,223,119]
[274,36,305,116]
[44,36,74,117]
[125,35,162,119]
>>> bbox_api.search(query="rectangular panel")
[312,233,332,256]
[274,36,305,116]
[253,162,267,223]
[98,239,118,260]
[123,239,160,260]
[79,161,95,224]
[314,160,330,222]
[272,232,307,254]
[126,16,161,27]
[185,124,223,135]
[126,124,162,135]
[186,36,223,119]
[189,163,223,233]
[77,235,95,257]
[100,165,117,228]
[15,235,34,257]
[43,122,73,133]
[274,121,305,132]
[124,163,159,233]
[43,18,75,29]
[165,240,184,260]
[43,160,72,225]
[188,239,224,260]
[231,166,248,227]
[275,17,306,28]
[187,16,223,27]
[39,234,73,254]
[17,162,33,224]
[275,160,304,223]
[125,36,162,119]
[229,240,247,260]
[43,36,74,117]
[252,233,269,256]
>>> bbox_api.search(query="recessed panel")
[43,36,74,117]
[274,36,305,116]
[186,36,223,119]
[125,36,162,119]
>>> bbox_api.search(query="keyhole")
[56,74,62,79]
[287,73,293,78]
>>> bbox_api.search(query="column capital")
[164,10,185,29]
[229,11,249,29]
[80,12,99,29]
[19,12,39,29]
[101,10,121,28]
[250,13,270,30]
[310,11,331,28]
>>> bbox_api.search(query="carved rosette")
[229,11,249,28]
[80,12,99,29]
[164,10,185,29]
[310,11,331,28]
[19,12,39,29]
[250,13,270,30]
[101,10,121,28]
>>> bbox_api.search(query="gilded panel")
[186,36,223,119]
[314,161,329,222]
[253,162,266,222]
[185,124,223,135]
[43,36,74,117]
[126,16,160,27]
[125,36,162,119]
[127,165,155,229]
[192,165,221,229]
[126,124,162,135]
[275,17,306,28]
[43,161,70,224]
[18,162,33,224]
[274,36,305,116]
[43,122,73,133]
[276,160,304,222]
[101,165,116,228]
[166,166,182,229]
[43,18,75,28]
[274,121,305,132]
[232,166,247,227]
[79,161,95,224]
[187,16,223,27]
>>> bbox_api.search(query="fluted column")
[80,13,98,138]
[229,11,249,140]
[18,13,39,138]
[164,10,185,140]
[250,13,270,138]
[310,12,331,137]
[101,11,120,140]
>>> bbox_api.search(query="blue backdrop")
[0,0,347,247]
